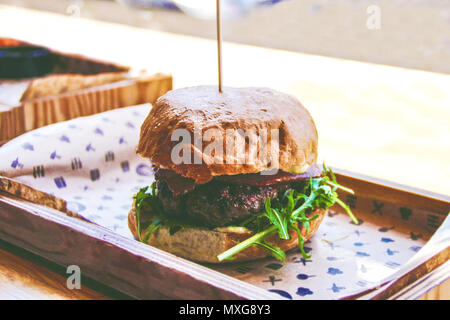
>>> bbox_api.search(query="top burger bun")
[137,86,318,184]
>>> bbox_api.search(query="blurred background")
[1,0,449,74]
[0,0,449,195]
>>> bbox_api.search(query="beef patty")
[153,166,321,228]
[155,176,292,228]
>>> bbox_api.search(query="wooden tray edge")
[0,168,449,299]
[333,167,450,214]
[0,194,281,300]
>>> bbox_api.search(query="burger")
[128,86,356,263]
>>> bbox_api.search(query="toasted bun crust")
[128,207,326,263]
[137,86,318,184]
[20,72,128,101]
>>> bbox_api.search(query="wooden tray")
[0,169,448,300]
[0,73,172,146]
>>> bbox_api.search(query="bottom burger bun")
[128,207,326,263]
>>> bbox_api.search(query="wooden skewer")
[216,0,223,93]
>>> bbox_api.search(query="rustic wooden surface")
[0,6,448,299]
[0,241,110,300]
[0,194,280,300]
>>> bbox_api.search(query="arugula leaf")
[216,225,278,262]
[134,182,204,241]
[255,241,286,263]
[290,223,311,259]
[134,186,148,241]
[335,198,358,225]
[264,198,290,240]
[142,218,161,243]
[217,164,357,262]
[133,183,163,242]
[133,165,357,264]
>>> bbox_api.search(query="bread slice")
[20,71,128,102]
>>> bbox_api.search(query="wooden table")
[0,239,122,299]
[0,5,448,299]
